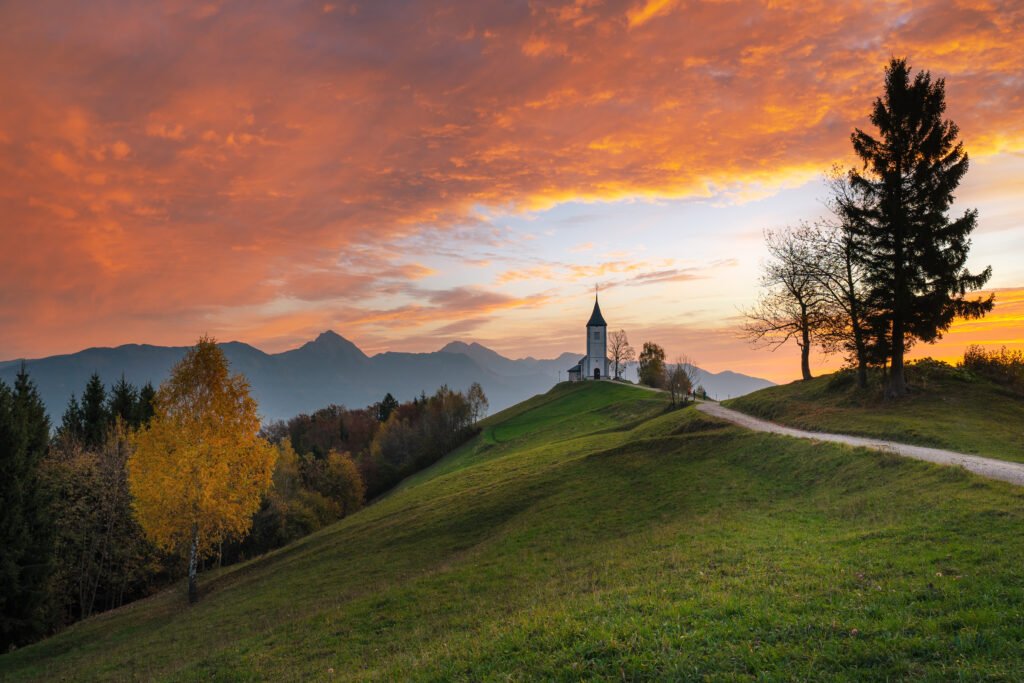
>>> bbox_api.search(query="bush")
[961,345,1024,393]
[827,369,856,391]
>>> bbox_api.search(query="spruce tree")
[80,373,109,449]
[108,375,138,427]
[848,58,993,397]
[0,367,54,649]
[136,382,156,426]
[59,393,84,442]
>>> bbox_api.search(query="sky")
[1,0,1022,384]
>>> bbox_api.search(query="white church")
[567,293,609,381]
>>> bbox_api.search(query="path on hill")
[696,401,1024,487]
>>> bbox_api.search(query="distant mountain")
[0,332,774,424]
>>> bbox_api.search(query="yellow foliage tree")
[128,337,275,603]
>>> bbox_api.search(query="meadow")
[4,380,1024,680]
[726,364,1024,462]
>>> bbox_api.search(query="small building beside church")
[567,294,609,381]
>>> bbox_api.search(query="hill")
[724,365,1024,462]
[0,333,774,423]
[6,381,1024,679]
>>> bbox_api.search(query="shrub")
[961,345,1024,393]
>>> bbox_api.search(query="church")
[567,293,609,381]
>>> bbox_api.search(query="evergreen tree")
[136,382,156,426]
[80,373,109,449]
[59,393,85,442]
[108,375,138,427]
[848,58,993,397]
[376,393,399,423]
[0,367,55,649]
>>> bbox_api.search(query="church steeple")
[587,288,607,327]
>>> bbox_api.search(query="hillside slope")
[5,382,1024,679]
[725,367,1024,462]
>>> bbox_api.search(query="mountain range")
[0,332,774,424]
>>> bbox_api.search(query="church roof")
[587,297,607,327]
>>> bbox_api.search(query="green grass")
[724,366,1024,462]
[5,380,1024,679]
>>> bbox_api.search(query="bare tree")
[664,356,697,406]
[741,225,832,381]
[608,329,635,380]
[808,169,875,388]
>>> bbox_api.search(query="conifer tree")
[107,375,138,427]
[80,373,109,449]
[59,393,84,442]
[0,367,54,649]
[136,382,156,425]
[848,58,993,397]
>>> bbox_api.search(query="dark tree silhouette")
[848,58,993,398]
[0,367,54,649]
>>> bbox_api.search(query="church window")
[592,330,599,340]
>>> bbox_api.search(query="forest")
[1,352,487,651]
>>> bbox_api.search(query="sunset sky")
[2,0,1022,383]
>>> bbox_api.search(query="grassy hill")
[5,380,1024,679]
[725,365,1024,462]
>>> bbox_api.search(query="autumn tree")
[848,58,993,397]
[637,342,666,388]
[128,337,275,603]
[742,225,832,380]
[467,382,489,423]
[608,329,636,380]
[45,419,163,625]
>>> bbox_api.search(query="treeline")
[742,59,993,398]
[1,366,487,650]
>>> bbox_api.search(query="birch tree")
[128,337,275,603]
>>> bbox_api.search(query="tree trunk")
[800,308,812,381]
[188,524,199,604]
[887,316,907,398]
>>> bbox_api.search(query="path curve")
[696,401,1024,487]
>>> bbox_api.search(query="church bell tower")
[585,290,608,379]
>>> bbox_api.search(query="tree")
[108,375,138,427]
[128,337,275,603]
[59,393,84,442]
[637,342,666,388]
[664,357,696,407]
[321,450,365,517]
[806,172,876,388]
[136,382,156,425]
[376,393,399,423]
[742,225,832,380]
[0,367,55,649]
[608,330,636,380]
[467,382,489,423]
[45,419,163,625]
[848,58,993,397]
[80,373,110,450]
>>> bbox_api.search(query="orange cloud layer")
[1,1,1023,359]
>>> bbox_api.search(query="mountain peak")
[295,330,369,361]
[314,330,346,345]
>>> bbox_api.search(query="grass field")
[724,365,1024,462]
[5,380,1024,679]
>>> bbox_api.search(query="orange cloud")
[0,1,1023,360]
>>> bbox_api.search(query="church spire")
[587,287,607,327]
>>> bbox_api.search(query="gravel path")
[696,401,1024,487]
